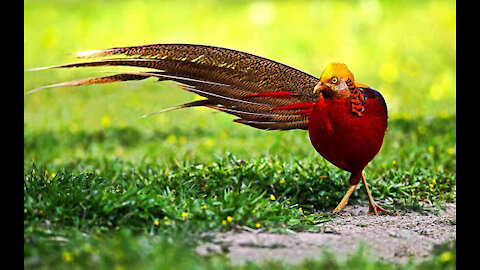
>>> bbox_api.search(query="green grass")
[24,0,455,268]
[24,147,454,235]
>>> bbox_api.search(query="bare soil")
[197,203,456,264]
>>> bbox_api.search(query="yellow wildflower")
[255,223,261,228]
[270,194,276,201]
[205,138,215,147]
[100,115,110,128]
[166,135,177,144]
[181,212,189,218]
[439,251,453,263]
[154,220,160,226]
[432,178,437,185]
[62,251,73,262]
[428,146,435,153]
[227,216,233,222]
[221,220,227,226]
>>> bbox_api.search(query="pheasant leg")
[361,173,393,214]
[332,184,358,213]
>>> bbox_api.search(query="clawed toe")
[368,203,396,215]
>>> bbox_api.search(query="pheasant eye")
[331,77,338,84]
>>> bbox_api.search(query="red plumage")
[308,89,387,181]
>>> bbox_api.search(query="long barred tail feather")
[25,44,321,130]
[25,73,152,94]
[142,100,211,118]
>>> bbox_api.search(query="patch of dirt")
[197,203,456,264]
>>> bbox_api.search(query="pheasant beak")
[313,83,329,93]
[314,82,334,98]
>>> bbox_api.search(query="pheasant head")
[314,63,368,116]
[314,63,354,99]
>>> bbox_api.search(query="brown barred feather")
[25,44,322,130]
[142,100,211,118]
[26,73,151,94]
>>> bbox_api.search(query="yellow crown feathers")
[320,63,355,83]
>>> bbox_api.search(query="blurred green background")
[24,0,456,167]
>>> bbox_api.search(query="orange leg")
[332,184,358,213]
[361,173,394,215]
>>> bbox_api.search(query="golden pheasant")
[26,44,391,214]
